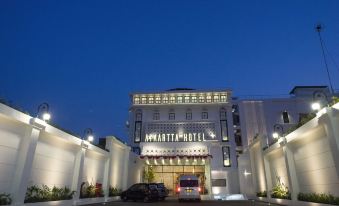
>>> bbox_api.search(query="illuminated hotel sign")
[145,132,211,142]
[144,122,217,142]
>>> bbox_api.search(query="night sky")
[1,1,339,142]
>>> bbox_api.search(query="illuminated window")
[141,97,147,104]
[155,97,161,104]
[170,96,176,103]
[220,120,228,141]
[202,112,208,119]
[206,95,212,103]
[163,96,168,104]
[169,113,175,120]
[184,96,190,103]
[153,112,160,120]
[199,96,205,103]
[222,146,231,167]
[220,95,227,102]
[134,121,142,143]
[213,95,219,102]
[191,96,197,103]
[134,97,140,104]
[148,97,154,104]
[177,96,183,103]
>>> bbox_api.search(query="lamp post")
[37,103,51,122]
[84,128,94,143]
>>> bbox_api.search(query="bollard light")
[311,102,321,111]
[272,132,279,139]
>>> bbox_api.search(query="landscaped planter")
[24,200,73,206]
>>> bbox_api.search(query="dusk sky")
[1,1,339,142]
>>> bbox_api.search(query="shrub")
[24,185,75,203]
[0,193,12,205]
[81,184,104,198]
[109,187,122,197]
[298,192,339,205]
[284,113,316,136]
[271,176,291,200]
[256,191,267,197]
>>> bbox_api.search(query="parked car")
[150,183,169,201]
[120,183,159,202]
[177,175,201,201]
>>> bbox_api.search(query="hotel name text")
[144,133,210,142]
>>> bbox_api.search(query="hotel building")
[128,88,241,197]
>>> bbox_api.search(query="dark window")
[136,112,142,121]
[220,120,228,141]
[153,112,160,120]
[211,179,226,187]
[186,112,192,120]
[134,121,142,143]
[222,146,231,167]
[202,112,208,119]
[169,113,175,120]
[220,111,227,120]
[180,180,199,187]
[282,111,289,123]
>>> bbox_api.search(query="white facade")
[128,89,240,197]
[0,102,143,206]
[235,86,331,147]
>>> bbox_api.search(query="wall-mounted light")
[38,103,51,122]
[84,128,94,143]
[272,132,279,139]
[311,102,321,111]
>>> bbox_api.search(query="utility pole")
[315,24,334,94]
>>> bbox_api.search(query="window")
[141,97,147,104]
[220,95,227,102]
[184,96,190,103]
[220,120,228,141]
[202,112,208,119]
[211,179,226,187]
[148,97,154,104]
[191,96,197,103]
[134,121,142,143]
[169,113,175,120]
[186,112,192,120]
[220,110,227,120]
[170,96,176,104]
[199,96,205,103]
[153,112,160,120]
[282,111,289,123]
[213,95,219,102]
[222,146,231,167]
[136,112,142,121]
[155,97,161,104]
[206,95,212,103]
[134,97,140,104]
[177,96,183,103]
[163,96,168,104]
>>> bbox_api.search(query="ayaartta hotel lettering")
[144,132,216,142]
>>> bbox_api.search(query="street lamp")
[84,128,94,142]
[311,102,321,111]
[38,103,51,122]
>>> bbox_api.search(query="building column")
[102,155,112,201]
[263,155,272,201]
[204,158,212,198]
[71,144,86,202]
[282,142,299,204]
[122,148,130,190]
[10,118,45,206]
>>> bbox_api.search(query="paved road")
[87,200,282,206]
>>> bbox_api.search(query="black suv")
[150,183,169,201]
[120,183,159,202]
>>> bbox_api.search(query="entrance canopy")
[140,155,212,166]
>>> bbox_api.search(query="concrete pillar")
[10,118,45,206]
[263,155,272,200]
[102,155,112,200]
[283,143,299,203]
[71,145,86,201]
[204,158,212,198]
[122,148,130,190]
